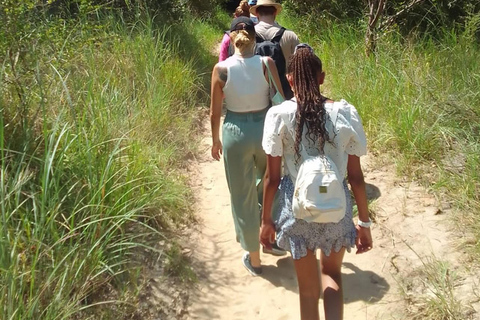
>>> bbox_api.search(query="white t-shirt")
[262,99,367,180]
[221,55,270,113]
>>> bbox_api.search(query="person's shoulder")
[257,21,272,27]
[326,99,354,110]
[255,23,272,39]
[216,60,228,68]
[327,99,363,125]
[267,99,297,117]
[336,99,358,113]
[254,21,270,31]
[269,22,296,34]
[282,29,299,40]
[216,57,234,69]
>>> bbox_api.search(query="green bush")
[0,3,222,317]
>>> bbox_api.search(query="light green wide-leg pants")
[222,109,268,252]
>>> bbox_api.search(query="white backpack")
[288,103,346,223]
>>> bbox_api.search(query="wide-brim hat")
[249,0,282,16]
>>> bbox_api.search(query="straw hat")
[249,0,282,16]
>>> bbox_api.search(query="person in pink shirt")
[219,0,254,62]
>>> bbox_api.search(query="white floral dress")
[262,99,367,259]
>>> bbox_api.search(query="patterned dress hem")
[273,175,357,260]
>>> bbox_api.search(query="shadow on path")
[342,262,390,304]
[260,257,298,294]
[259,258,390,304]
[366,183,381,201]
[188,231,240,319]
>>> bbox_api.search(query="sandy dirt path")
[185,118,478,320]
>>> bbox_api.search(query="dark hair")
[287,48,332,159]
[256,5,276,16]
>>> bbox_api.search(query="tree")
[365,0,386,56]
[283,0,479,55]
[364,0,426,56]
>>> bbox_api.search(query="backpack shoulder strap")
[255,32,265,43]
[284,117,309,163]
[282,113,300,179]
[330,102,340,127]
[271,27,286,43]
[263,58,282,93]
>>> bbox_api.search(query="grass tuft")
[399,253,470,320]
[0,6,225,319]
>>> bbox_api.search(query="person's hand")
[355,225,373,254]
[260,220,276,250]
[211,140,223,161]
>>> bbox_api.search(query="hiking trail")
[184,117,479,320]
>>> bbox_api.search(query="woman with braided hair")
[261,44,373,320]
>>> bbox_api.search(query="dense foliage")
[279,7,480,255]
[0,1,223,319]
[1,0,479,318]
[283,0,480,37]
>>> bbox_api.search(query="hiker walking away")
[248,0,258,23]
[250,0,300,100]
[219,0,252,62]
[210,17,286,277]
[261,44,373,320]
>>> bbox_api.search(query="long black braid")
[287,48,333,161]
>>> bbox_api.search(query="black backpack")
[254,27,293,99]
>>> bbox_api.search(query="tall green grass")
[280,12,480,255]
[0,8,220,319]
[278,10,479,318]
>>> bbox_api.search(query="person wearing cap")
[219,0,252,62]
[250,0,299,99]
[210,16,285,276]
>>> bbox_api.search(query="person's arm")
[219,34,230,62]
[347,154,373,254]
[291,33,300,55]
[210,64,226,160]
[264,57,285,98]
[260,154,282,249]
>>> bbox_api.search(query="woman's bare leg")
[320,248,345,320]
[293,249,321,320]
[249,250,261,267]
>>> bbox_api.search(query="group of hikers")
[209,1,373,319]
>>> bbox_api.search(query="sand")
[185,118,478,320]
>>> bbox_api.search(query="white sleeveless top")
[222,55,270,113]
